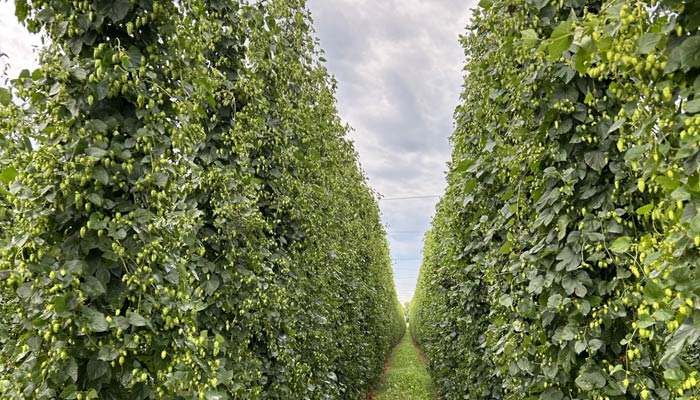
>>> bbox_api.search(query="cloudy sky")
[307,0,475,302]
[0,1,476,302]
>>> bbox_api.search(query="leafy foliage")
[411,0,700,399]
[0,0,405,398]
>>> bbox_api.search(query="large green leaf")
[127,311,149,327]
[522,29,539,47]
[82,308,108,333]
[0,167,18,184]
[661,319,700,365]
[548,21,573,61]
[94,0,131,23]
[610,236,632,253]
[85,147,107,159]
[575,370,606,391]
[584,151,606,172]
[680,36,700,68]
[637,32,661,54]
[685,98,700,114]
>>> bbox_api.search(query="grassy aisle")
[371,331,437,400]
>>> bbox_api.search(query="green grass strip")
[372,330,437,400]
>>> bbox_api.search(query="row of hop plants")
[411,0,700,399]
[0,0,405,398]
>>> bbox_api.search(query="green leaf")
[81,276,106,297]
[547,294,563,308]
[94,0,131,23]
[553,325,575,341]
[584,151,606,172]
[624,143,651,161]
[680,36,700,68]
[540,389,564,400]
[575,370,606,391]
[0,87,11,106]
[62,260,83,274]
[589,339,603,351]
[663,368,687,385]
[16,283,32,299]
[527,275,545,294]
[0,167,18,184]
[661,319,700,365]
[98,345,120,361]
[522,29,538,47]
[206,94,217,108]
[654,175,680,191]
[86,147,107,159]
[670,186,690,201]
[595,35,612,51]
[88,213,107,230]
[70,66,87,81]
[654,309,673,321]
[690,214,700,233]
[636,204,653,215]
[636,32,661,54]
[574,48,590,74]
[666,45,683,73]
[676,144,697,159]
[557,215,569,240]
[610,236,632,253]
[83,307,109,333]
[499,295,513,307]
[637,313,655,328]
[66,358,78,382]
[59,385,77,398]
[204,276,221,296]
[127,311,148,327]
[53,293,75,314]
[562,274,587,297]
[90,119,108,133]
[548,21,573,61]
[454,158,474,173]
[555,246,579,271]
[525,0,549,10]
[86,358,109,381]
[68,36,83,56]
[94,166,110,185]
[499,241,513,254]
[87,192,103,206]
[153,172,169,187]
[608,118,626,133]
[685,98,700,114]
[110,228,127,240]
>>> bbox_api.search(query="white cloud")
[0,4,42,82]
[308,0,476,302]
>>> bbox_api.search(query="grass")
[372,330,437,400]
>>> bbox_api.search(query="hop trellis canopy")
[411,0,700,399]
[0,0,405,398]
